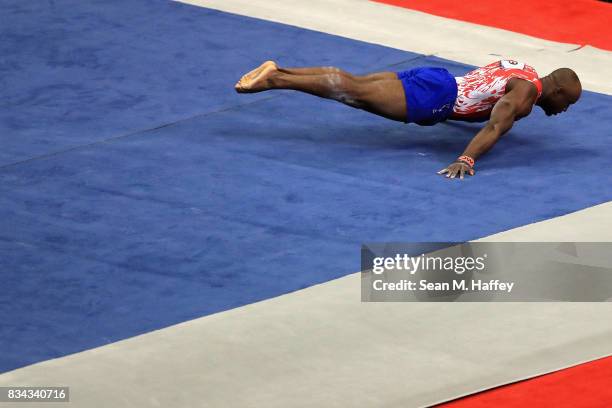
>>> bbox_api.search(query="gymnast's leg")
[235,61,405,122]
[278,66,397,82]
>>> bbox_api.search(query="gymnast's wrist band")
[456,155,475,167]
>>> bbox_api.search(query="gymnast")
[235,60,581,179]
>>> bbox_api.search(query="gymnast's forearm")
[462,102,515,159]
[461,125,503,159]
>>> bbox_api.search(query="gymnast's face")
[542,82,581,116]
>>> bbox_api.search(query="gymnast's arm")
[438,80,537,179]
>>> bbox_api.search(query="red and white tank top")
[451,60,542,120]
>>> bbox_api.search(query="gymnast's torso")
[450,60,542,122]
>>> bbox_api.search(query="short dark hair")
[552,68,580,88]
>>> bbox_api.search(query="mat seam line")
[0,96,281,171]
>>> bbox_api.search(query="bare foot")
[235,61,278,93]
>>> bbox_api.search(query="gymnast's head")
[538,68,582,116]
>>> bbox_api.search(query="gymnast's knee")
[328,74,368,107]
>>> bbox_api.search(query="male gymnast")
[235,60,581,179]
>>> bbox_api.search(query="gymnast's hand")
[437,161,475,179]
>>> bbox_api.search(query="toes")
[235,79,249,92]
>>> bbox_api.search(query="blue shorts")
[396,67,458,126]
